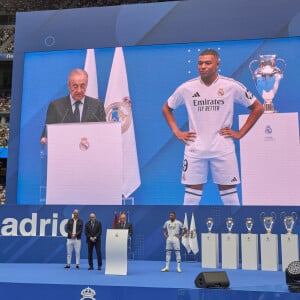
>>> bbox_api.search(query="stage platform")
[0,260,298,300]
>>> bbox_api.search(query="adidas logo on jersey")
[192,92,200,97]
[231,177,238,182]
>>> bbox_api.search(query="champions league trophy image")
[260,212,276,234]
[280,212,299,270]
[281,212,297,234]
[201,218,219,268]
[222,217,239,269]
[260,212,279,271]
[249,54,286,113]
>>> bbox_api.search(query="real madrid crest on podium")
[80,287,96,300]
[105,97,132,133]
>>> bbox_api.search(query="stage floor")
[0,260,298,300]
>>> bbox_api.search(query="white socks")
[183,187,202,205]
[220,187,240,205]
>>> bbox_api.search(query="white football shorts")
[181,152,240,185]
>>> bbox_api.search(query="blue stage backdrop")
[0,205,299,263]
[7,0,300,205]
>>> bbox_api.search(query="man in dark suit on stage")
[85,213,102,270]
[116,212,133,237]
[40,68,106,143]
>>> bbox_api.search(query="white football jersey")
[163,219,184,237]
[167,75,256,158]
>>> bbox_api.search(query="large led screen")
[17,37,300,205]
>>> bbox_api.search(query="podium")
[46,122,122,204]
[241,234,258,270]
[105,229,128,275]
[260,234,279,271]
[239,113,300,205]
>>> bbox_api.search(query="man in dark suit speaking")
[85,213,102,270]
[116,212,133,237]
[40,68,106,143]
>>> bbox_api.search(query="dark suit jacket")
[115,222,133,237]
[85,220,102,243]
[66,218,83,239]
[42,95,106,137]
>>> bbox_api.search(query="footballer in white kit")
[162,49,264,205]
[161,212,187,272]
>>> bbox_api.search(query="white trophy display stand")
[239,113,300,205]
[201,233,219,268]
[221,234,239,269]
[241,234,258,270]
[260,234,279,271]
[281,234,299,271]
[46,122,122,205]
[105,229,128,275]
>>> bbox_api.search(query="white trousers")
[66,238,81,265]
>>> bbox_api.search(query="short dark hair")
[169,211,176,216]
[199,49,219,59]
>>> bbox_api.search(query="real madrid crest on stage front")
[105,96,132,133]
[80,287,96,300]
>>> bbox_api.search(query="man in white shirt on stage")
[161,212,187,273]
[65,209,83,269]
[162,49,264,205]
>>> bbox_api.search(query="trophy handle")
[280,211,286,221]
[276,58,286,73]
[292,212,298,221]
[260,211,265,221]
[249,59,259,75]
[271,211,276,221]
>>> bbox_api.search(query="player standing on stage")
[162,49,264,205]
[161,212,187,273]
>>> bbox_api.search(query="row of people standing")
[64,209,133,270]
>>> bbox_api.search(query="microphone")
[61,108,69,123]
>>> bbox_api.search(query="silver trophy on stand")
[280,212,299,270]
[281,212,297,234]
[249,54,286,113]
[260,212,276,234]
[245,217,254,234]
[260,212,278,271]
[201,217,218,268]
[222,217,239,269]
[241,217,258,270]
[226,217,234,234]
[206,218,214,234]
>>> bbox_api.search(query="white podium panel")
[221,234,239,269]
[281,234,299,271]
[239,113,300,205]
[241,234,258,270]
[105,229,128,275]
[260,234,278,271]
[46,122,122,205]
[201,233,219,268]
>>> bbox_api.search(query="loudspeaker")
[194,271,230,289]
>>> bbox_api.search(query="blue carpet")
[0,260,288,292]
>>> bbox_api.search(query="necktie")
[91,221,94,229]
[73,101,81,122]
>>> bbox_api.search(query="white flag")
[84,48,99,99]
[181,213,191,254]
[105,47,141,197]
[189,213,199,255]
